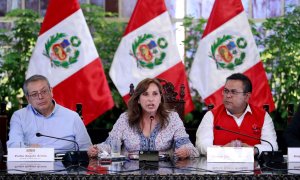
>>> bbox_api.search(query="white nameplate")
[207,146,254,162]
[7,148,54,161]
[288,163,300,174]
[207,162,254,173]
[288,148,300,162]
[7,161,55,174]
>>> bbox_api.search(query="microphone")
[148,116,154,151]
[36,132,88,164]
[214,125,283,165]
[36,132,79,151]
[215,126,274,152]
[139,115,159,166]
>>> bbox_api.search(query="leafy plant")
[259,6,300,127]
[182,16,206,72]
[0,9,40,116]
[181,17,208,126]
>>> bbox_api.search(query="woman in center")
[88,78,199,159]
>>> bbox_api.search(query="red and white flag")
[109,0,194,114]
[190,0,275,111]
[27,0,114,124]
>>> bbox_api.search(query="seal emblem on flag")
[43,33,81,68]
[210,35,247,70]
[130,34,168,69]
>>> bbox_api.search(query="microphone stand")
[36,133,80,152]
[36,133,86,165]
[139,116,159,170]
[215,126,284,166]
[215,126,274,152]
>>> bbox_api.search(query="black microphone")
[36,132,87,164]
[148,116,155,152]
[36,132,79,151]
[150,116,154,121]
[139,115,159,163]
[214,125,283,164]
[215,126,274,152]
[148,115,154,151]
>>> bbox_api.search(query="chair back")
[0,102,8,153]
[287,103,294,124]
[130,78,185,120]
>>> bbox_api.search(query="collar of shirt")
[225,104,252,127]
[29,100,58,118]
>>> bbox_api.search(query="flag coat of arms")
[109,0,194,114]
[27,0,114,124]
[190,0,275,111]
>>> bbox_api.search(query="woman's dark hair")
[127,78,169,129]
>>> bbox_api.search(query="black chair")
[0,102,8,154]
[130,78,185,120]
[0,140,3,158]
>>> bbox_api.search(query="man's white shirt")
[196,105,278,155]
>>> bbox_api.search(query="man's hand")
[223,140,256,156]
[29,144,41,148]
[223,140,251,147]
[241,143,251,147]
[87,145,99,158]
[223,140,242,147]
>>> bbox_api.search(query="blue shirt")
[7,102,92,152]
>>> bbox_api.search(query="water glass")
[111,139,121,157]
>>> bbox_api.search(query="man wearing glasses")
[7,75,92,152]
[195,73,278,156]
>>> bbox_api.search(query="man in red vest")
[195,73,278,156]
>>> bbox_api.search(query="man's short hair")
[23,75,51,95]
[226,73,252,93]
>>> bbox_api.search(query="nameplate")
[7,161,55,174]
[207,147,254,162]
[7,148,54,161]
[288,163,300,174]
[207,162,254,173]
[288,148,300,162]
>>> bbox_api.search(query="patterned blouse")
[96,111,199,158]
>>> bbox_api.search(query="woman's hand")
[174,147,190,159]
[87,145,99,158]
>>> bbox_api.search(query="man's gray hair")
[23,75,51,95]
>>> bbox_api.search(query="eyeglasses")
[223,88,246,96]
[28,89,50,99]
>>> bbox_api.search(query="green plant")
[181,17,207,125]
[0,9,40,116]
[259,6,300,127]
[182,16,206,72]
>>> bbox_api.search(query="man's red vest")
[212,104,265,146]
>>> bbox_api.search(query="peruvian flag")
[109,0,194,114]
[27,0,114,124]
[190,0,275,111]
